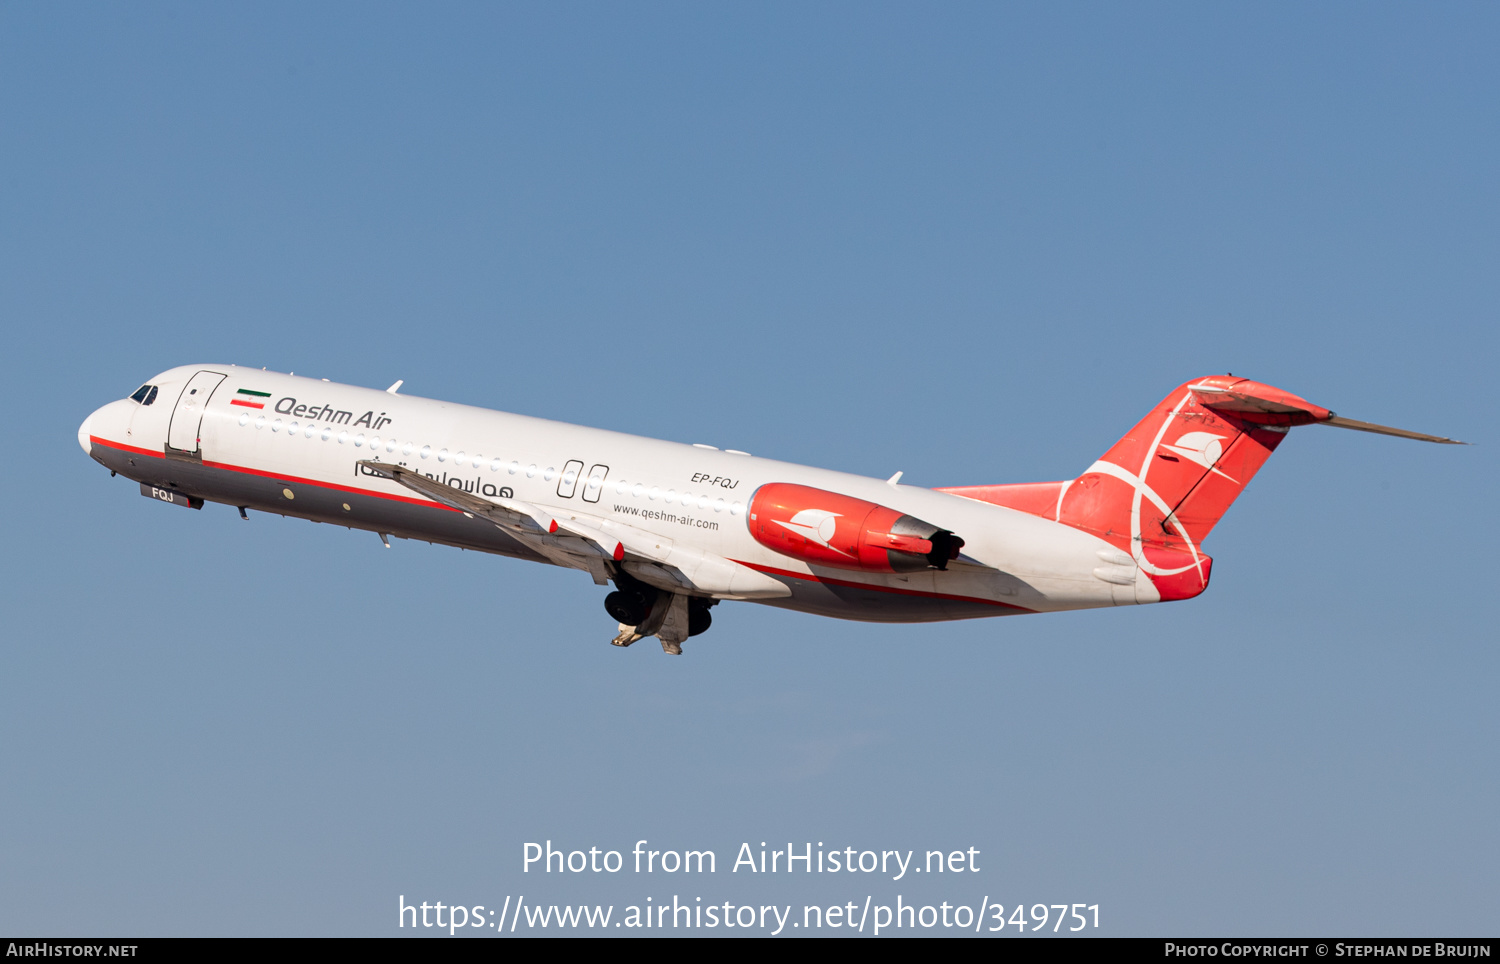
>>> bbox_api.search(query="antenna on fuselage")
[386,380,403,394]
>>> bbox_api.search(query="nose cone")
[78,410,96,455]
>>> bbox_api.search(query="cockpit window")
[129,384,159,405]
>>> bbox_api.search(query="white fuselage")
[80,365,1154,625]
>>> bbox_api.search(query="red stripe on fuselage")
[730,559,1034,612]
[88,435,460,513]
[87,435,1012,605]
[89,436,165,459]
[229,399,265,409]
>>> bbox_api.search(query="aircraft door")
[167,370,227,456]
[557,460,585,498]
[582,464,609,503]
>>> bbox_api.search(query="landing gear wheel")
[687,600,713,637]
[604,590,650,626]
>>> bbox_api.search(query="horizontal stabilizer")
[1320,415,1467,445]
[1187,382,1331,419]
[1188,377,1464,443]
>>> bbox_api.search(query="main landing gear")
[604,571,715,655]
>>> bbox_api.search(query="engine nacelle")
[746,483,965,574]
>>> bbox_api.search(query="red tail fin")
[942,376,1462,602]
[1057,376,1321,598]
[940,376,1334,600]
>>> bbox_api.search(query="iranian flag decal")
[230,388,270,410]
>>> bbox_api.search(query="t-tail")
[940,376,1464,602]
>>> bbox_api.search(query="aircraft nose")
[78,410,95,456]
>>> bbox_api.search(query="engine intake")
[746,483,964,574]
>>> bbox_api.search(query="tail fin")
[1056,377,1301,600]
[940,375,1463,601]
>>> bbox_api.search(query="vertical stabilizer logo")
[1161,431,1238,483]
[230,388,270,410]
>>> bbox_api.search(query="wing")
[357,459,614,579]
[356,460,789,599]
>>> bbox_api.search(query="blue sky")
[2,2,1495,936]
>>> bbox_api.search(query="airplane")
[78,366,1463,654]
